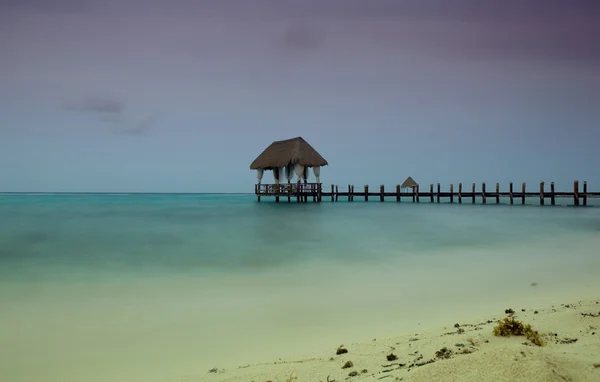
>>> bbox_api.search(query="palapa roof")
[250,137,328,170]
[401,176,418,188]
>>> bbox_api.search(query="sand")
[183,299,600,382]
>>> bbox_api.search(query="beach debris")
[435,347,453,359]
[361,369,368,374]
[348,371,359,377]
[408,337,419,342]
[534,310,539,314]
[581,312,600,318]
[336,346,348,355]
[326,375,335,382]
[461,348,473,354]
[493,314,544,346]
[284,372,298,382]
[559,338,578,344]
[531,282,538,287]
[386,353,398,361]
[593,363,600,368]
[467,338,477,346]
[454,323,460,328]
[208,367,219,373]
[342,361,353,369]
[505,308,515,315]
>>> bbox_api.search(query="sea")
[1,193,599,382]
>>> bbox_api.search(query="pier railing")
[255,180,599,205]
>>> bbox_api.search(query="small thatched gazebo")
[250,137,328,185]
[401,176,418,191]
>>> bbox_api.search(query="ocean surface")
[1,194,599,382]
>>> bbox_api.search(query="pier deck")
[255,181,599,206]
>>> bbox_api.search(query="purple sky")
[1,0,599,192]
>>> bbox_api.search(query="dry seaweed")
[493,315,544,346]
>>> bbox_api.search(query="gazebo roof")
[250,137,328,170]
[401,176,418,188]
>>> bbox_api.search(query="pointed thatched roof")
[250,137,328,170]
[401,176,418,188]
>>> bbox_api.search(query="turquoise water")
[1,194,599,382]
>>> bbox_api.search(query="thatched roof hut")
[250,137,328,184]
[401,176,418,189]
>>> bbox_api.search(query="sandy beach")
[189,298,600,382]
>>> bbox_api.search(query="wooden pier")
[255,181,599,206]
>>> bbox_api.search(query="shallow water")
[1,194,599,382]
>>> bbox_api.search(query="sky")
[1,0,599,193]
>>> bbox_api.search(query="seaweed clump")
[493,314,544,346]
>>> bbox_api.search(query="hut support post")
[416,185,420,202]
[450,184,454,203]
[331,184,335,202]
[550,182,555,206]
[297,180,301,203]
[583,181,588,206]
[574,181,579,206]
[275,183,280,203]
[257,184,261,202]
[429,184,434,203]
[365,185,369,202]
[458,183,462,204]
[335,185,339,202]
[437,183,441,203]
[539,182,545,206]
[287,181,291,203]
[396,185,400,202]
[509,182,513,205]
[471,183,476,204]
[521,183,526,205]
[380,185,384,202]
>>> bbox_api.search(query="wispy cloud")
[62,96,158,135]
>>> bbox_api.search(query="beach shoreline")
[190,298,600,382]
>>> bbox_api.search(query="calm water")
[1,194,599,382]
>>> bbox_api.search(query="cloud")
[62,96,158,135]
[279,24,324,54]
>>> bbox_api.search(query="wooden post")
[331,184,335,202]
[482,183,487,204]
[396,185,400,202]
[416,184,420,202]
[583,181,588,206]
[509,182,513,205]
[365,185,369,202]
[521,183,526,205]
[539,182,544,205]
[412,186,416,202]
[287,182,291,203]
[574,180,579,206]
[495,183,500,204]
[550,182,555,206]
[429,184,434,203]
[471,183,476,204]
[348,185,352,202]
[449,184,454,203]
[297,180,301,203]
[275,183,280,203]
[316,183,321,202]
[257,184,261,202]
[335,185,339,202]
[436,183,440,203]
[458,183,462,204]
